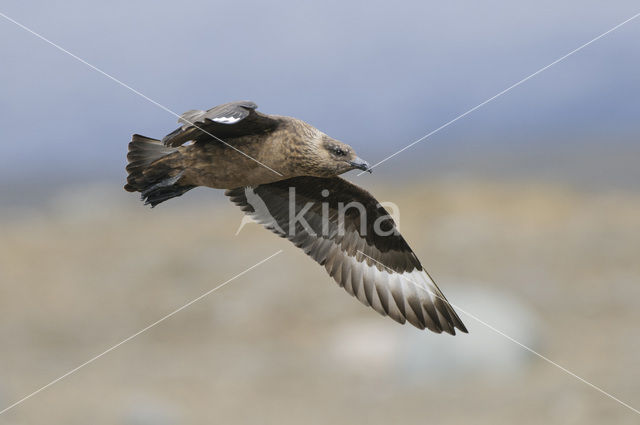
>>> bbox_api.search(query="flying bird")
[125,101,467,334]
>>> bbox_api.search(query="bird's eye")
[333,147,346,156]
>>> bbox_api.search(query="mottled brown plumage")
[125,101,366,195]
[124,101,467,334]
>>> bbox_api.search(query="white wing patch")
[316,239,454,332]
[212,116,241,124]
[230,185,462,333]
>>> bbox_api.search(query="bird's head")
[320,138,371,175]
[291,127,371,177]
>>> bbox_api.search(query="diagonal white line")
[356,250,640,416]
[0,11,283,177]
[359,11,640,175]
[0,250,283,416]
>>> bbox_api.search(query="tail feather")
[124,134,195,207]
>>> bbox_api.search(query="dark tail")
[124,134,195,207]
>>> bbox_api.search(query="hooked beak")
[350,156,372,173]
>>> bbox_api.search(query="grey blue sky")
[1,1,638,185]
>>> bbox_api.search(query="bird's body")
[125,101,467,335]
[153,116,335,189]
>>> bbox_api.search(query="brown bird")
[125,101,467,334]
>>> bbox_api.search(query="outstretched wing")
[226,176,467,334]
[162,100,280,147]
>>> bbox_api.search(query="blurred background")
[1,1,639,424]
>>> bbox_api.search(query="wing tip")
[454,319,469,334]
[442,314,469,335]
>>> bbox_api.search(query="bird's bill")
[350,157,372,173]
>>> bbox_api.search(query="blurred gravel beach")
[1,177,638,424]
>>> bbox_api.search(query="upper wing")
[162,100,280,147]
[226,176,467,334]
